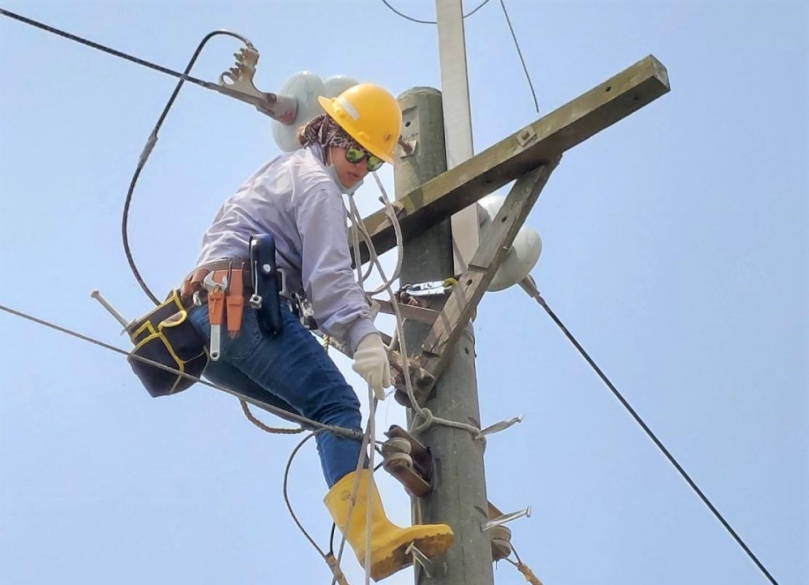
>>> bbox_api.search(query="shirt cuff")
[347,318,379,356]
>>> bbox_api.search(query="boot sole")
[370,529,455,581]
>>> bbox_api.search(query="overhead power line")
[520,282,780,585]
[498,0,539,112]
[0,7,781,584]
[0,8,229,91]
[380,0,492,24]
[380,0,539,112]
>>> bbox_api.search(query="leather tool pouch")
[126,289,208,398]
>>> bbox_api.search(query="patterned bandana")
[298,114,360,151]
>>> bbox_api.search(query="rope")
[355,176,485,441]
[240,399,304,435]
[325,553,350,585]
[363,393,378,585]
[329,412,377,585]
[523,287,780,585]
[503,544,543,585]
[505,558,543,585]
[282,424,374,585]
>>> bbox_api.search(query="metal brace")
[90,289,131,330]
[482,506,532,532]
[481,415,524,437]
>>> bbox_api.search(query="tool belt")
[125,259,253,398]
[181,260,252,326]
[125,289,208,398]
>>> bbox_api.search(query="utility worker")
[184,83,454,581]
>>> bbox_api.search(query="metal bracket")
[398,137,418,158]
[482,506,532,532]
[399,279,456,300]
[381,425,433,497]
[481,415,524,437]
[516,125,538,148]
[90,289,131,330]
[373,299,440,324]
[216,47,298,124]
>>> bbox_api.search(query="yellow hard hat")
[318,84,402,163]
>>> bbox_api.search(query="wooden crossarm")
[352,54,669,264]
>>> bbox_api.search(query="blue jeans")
[188,303,364,487]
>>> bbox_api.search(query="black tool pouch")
[249,234,283,335]
[126,290,208,398]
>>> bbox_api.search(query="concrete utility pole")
[395,88,494,585]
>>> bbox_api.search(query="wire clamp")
[399,279,456,299]
[217,46,298,123]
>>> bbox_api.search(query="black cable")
[530,292,779,585]
[0,301,371,437]
[283,432,328,557]
[380,0,492,24]
[0,8,234,91]
[0,8,255,303]
[498,0,539,112]
[121,30,251,304]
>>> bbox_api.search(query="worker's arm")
[295,185,376,354]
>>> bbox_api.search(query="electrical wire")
[122,30,253,305]
[380,0,492,24]
[379,0,539,112]
[0,8,233,91]
[522,287,780,585]
[283,432,327,557]
[7,5,767,582]
[0,301,369,440]
[498,0,540,112]
[0,10,258,303]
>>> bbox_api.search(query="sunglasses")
[345,146,385,172]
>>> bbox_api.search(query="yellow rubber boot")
[325,469,454,581]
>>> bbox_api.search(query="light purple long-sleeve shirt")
[195,147,376,353]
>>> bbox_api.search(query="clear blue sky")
[0,1,805,584]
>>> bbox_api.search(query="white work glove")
[352,333,392,400]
